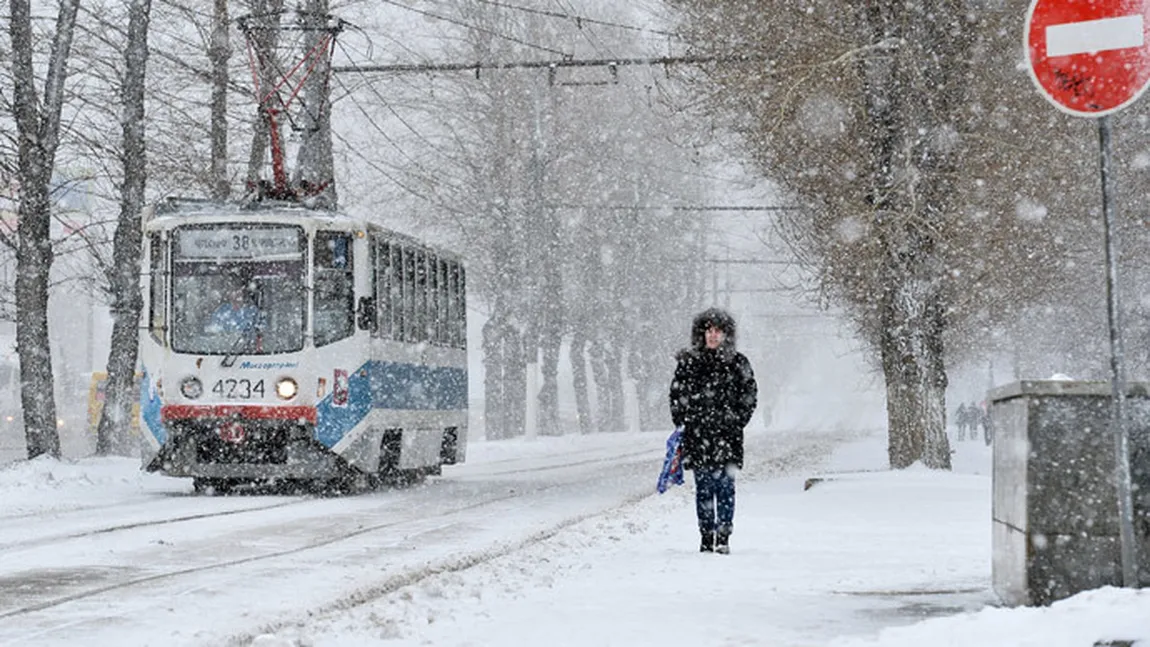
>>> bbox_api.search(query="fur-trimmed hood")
[689,307,737,351]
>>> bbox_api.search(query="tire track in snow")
[0,446,664,623]
[223,431,853,646]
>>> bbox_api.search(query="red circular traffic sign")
[1026,0,1150,116]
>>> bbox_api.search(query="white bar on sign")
[1046,15,1144,57]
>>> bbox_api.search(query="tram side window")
[437,258,449,345]
[375,241,392,338]
[457,264,467,348]
[314,232,354,347]
[444,261,456,347]
[392,245,405,341]
[148,234,166,344]
[450,262,466,349]
[365,238,378,335]
[427,253,439,343]
[407,245,420,342]
[414,250,428,342]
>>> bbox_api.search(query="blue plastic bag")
[656,427,685,494]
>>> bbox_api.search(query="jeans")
[694,466,735,535]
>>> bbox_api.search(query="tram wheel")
[380,468,427,488]
[193,477,237,495]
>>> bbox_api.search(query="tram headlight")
[180,376,203,399]
[276,377,298,400]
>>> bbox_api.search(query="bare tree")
[96,0,151,456]
[387,2,702,437]
[209,0,230,201]
[666,0,1129,468]
[8,0,81,459]
[241,0,286,194]
[291,0,338,208]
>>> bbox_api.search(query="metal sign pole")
[1097,114,1139,587]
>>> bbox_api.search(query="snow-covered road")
[0,429,848,646]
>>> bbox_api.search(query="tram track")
[0,445,660,555]
[0,486,530,622]
[0,431,850,645]
[0,497,311,553]
[0,431,841,562]
[224,433,847,646]
[0,446,665,624]
[0,462,664,625]
[464,446,659,477]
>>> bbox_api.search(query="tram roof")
[148,196,351,221]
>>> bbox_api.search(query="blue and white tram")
[138,198,467,492]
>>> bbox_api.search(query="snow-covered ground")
[1,429,1147,646]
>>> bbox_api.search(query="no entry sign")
[1026,0,1150,117]
[1024,1,1145,589]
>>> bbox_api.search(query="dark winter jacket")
[669,308,758,470]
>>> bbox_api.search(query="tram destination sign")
[177,227,301,260]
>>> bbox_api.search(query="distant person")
[970,401,985,442]
[955,402,969,441]
[979,401,992,446]
[669,308,758,554]
[206,288,259,334]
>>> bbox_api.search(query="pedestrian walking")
[669,308,758,554]
[955,403,969,441]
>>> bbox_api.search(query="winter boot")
[715,530,731,555]
[699,531,714,553]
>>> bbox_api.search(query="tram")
[138,197,467,492]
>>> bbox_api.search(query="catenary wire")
[378,0,572,58]
[468,0,682,39]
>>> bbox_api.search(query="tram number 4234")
[212,378,266,399]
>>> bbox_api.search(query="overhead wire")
[549,0,618,61]
[329,125,469,220]
[335,6,754,210]
[469,0,682,39]
[327,34,479,216]
[378,0,572,58]
[311,3,727,219]
[337,11,432,70]
[327,23,429,105]
[331,38,458,183]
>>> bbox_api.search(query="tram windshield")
[170,225,305,355]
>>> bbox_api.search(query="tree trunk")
[536,210,562,436]
[482,315,526,440]
[605,343,624,431]
[482,316,507,439]
[14,184,58,459]
[591,337,623,432]
[537,329,560,436]
[631,349,664,432]
[880,275,950,469]
[922,294,951,468]
[208,0,229,201]
[504,323,526,438]
[97,0,151,456]
[863,0,952,470]
[291,0,337,208]
[8,0,81,459]
[569,331,592,435]
[243,0,285,193]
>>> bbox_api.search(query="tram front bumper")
[150,408,346,479]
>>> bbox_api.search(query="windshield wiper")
[220,329,258,367]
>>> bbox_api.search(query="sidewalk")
[284,430,1150,647]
